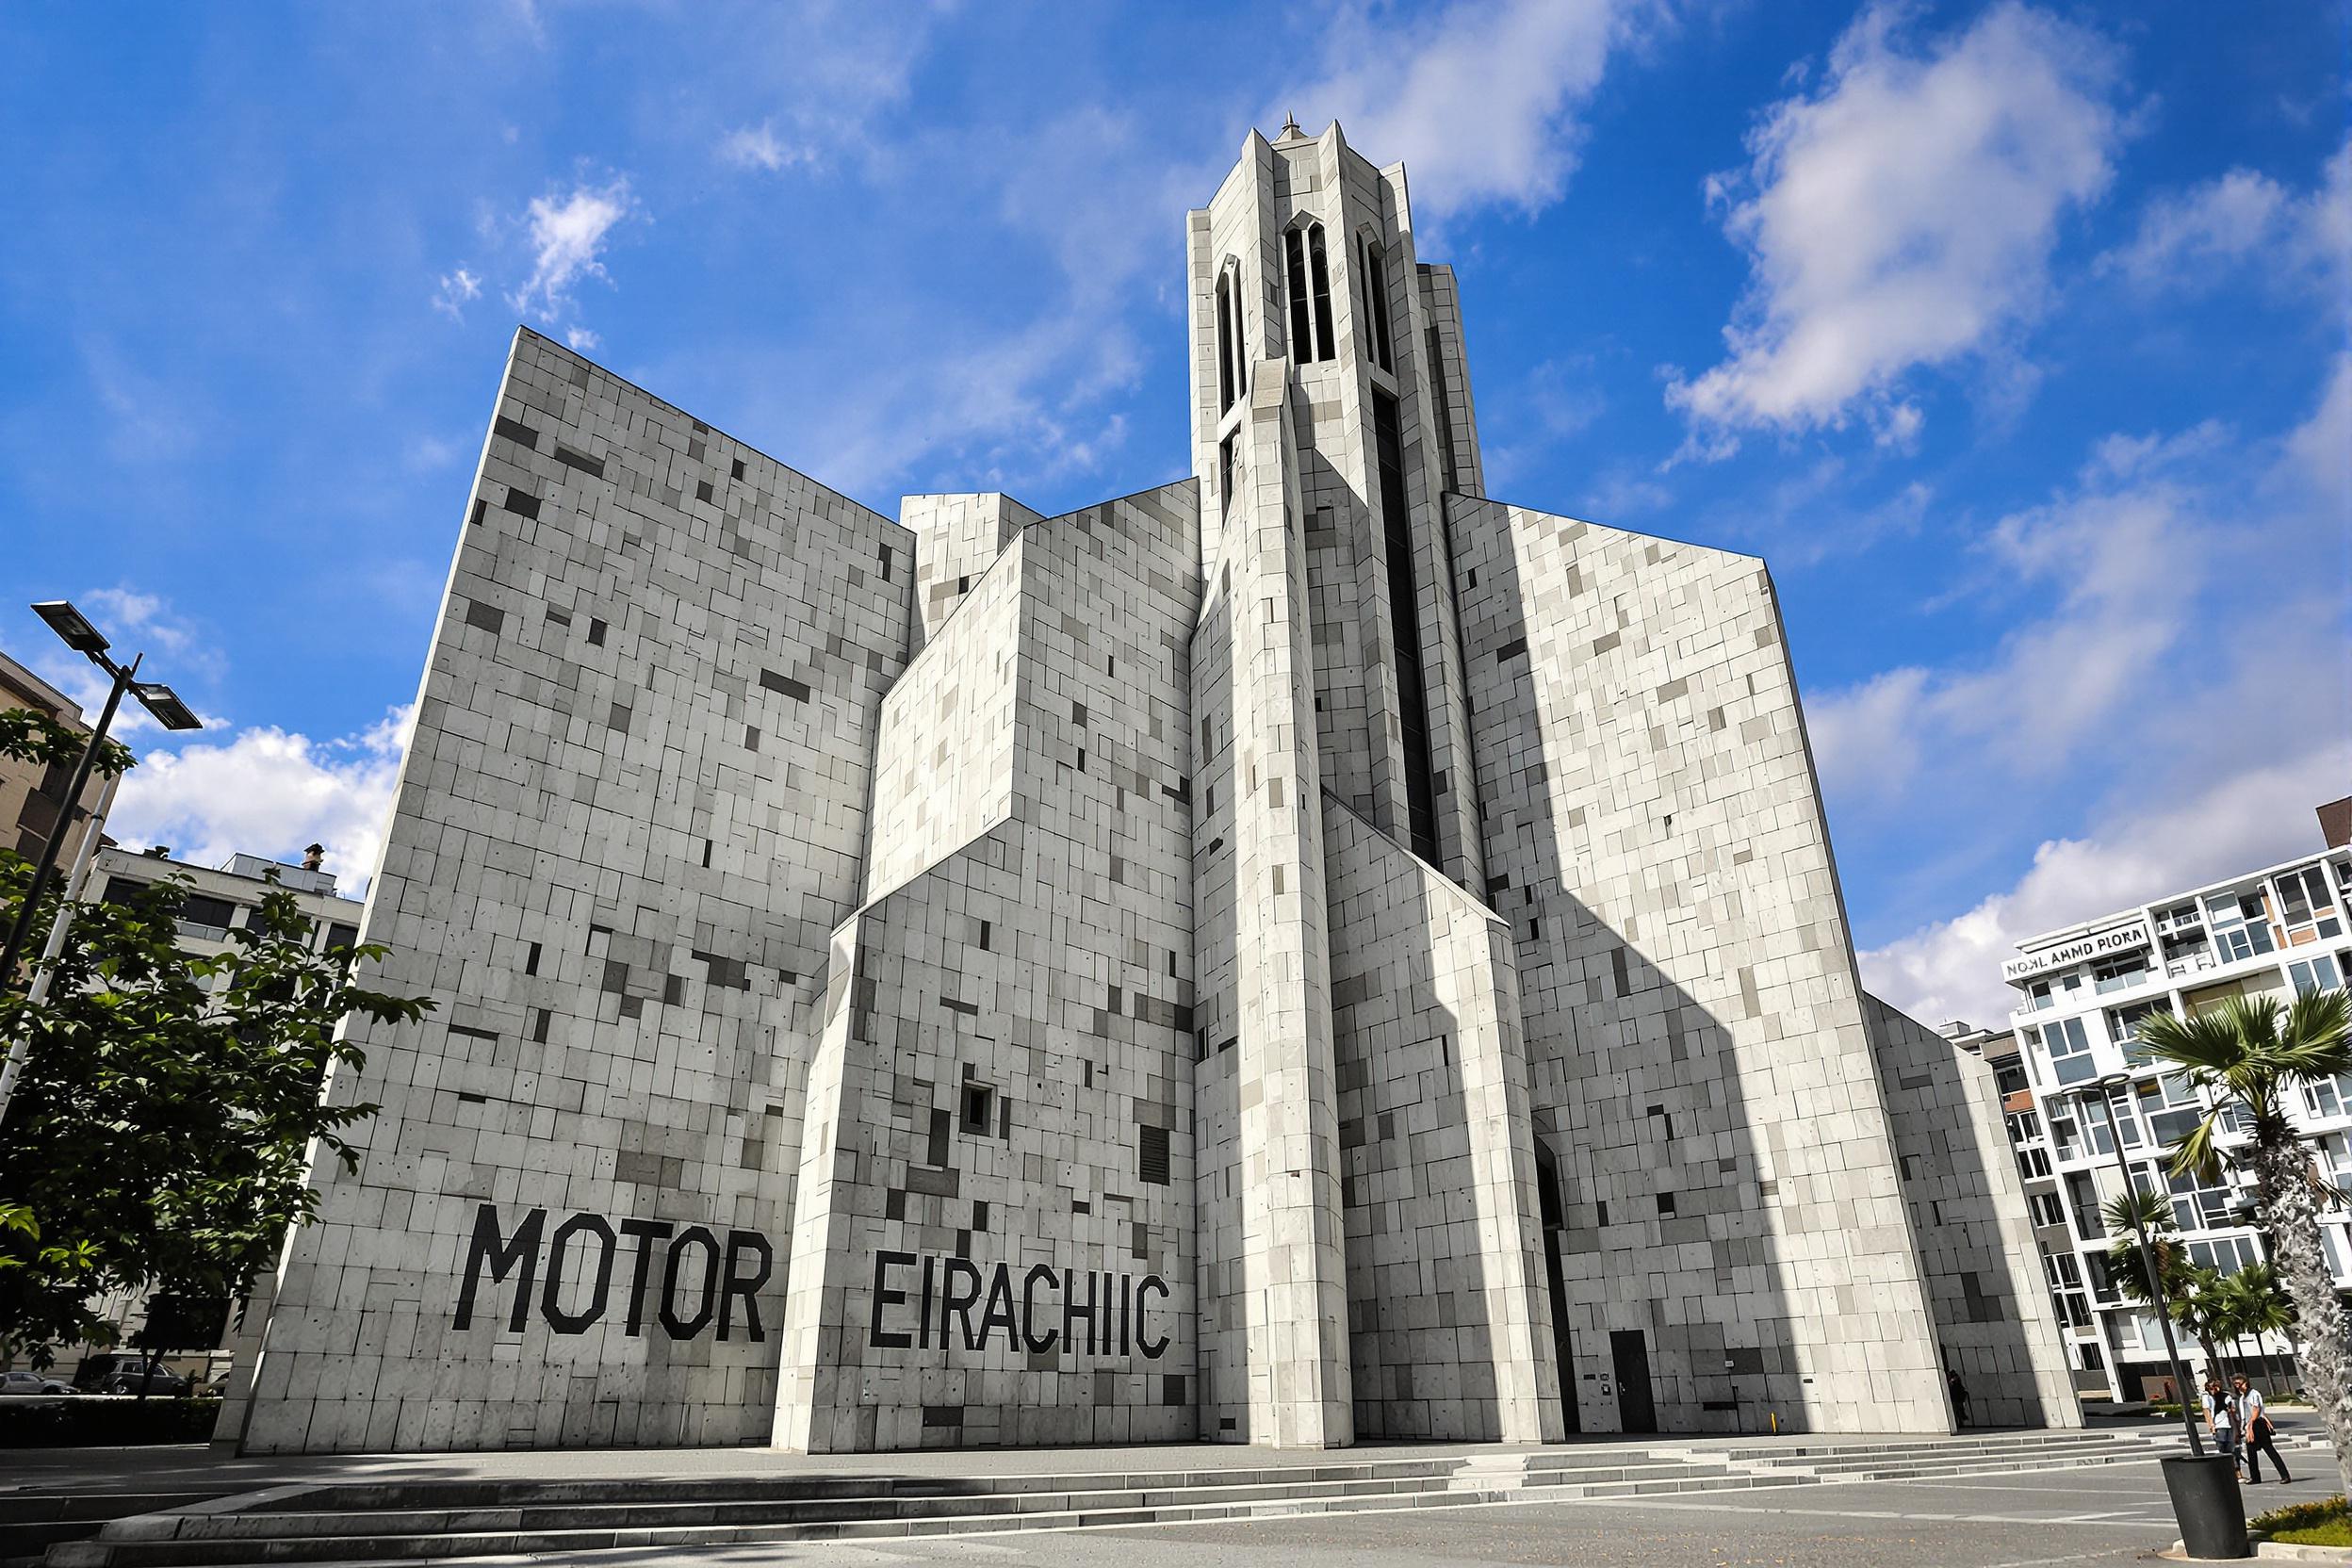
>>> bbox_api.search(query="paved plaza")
[8,1428,2338,1567]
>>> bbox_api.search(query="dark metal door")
[1610,1328,1657,1433]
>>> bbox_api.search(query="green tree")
[2141,990,2352,1494]
[2103,1188,2230,1386]
[2211,1261,2296,1387]
[0,708,430,1364]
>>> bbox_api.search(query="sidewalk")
[3,1424,2154,1497]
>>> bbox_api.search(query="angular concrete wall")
[235,328,911,1453]
[1451,496,1951,1436]
[1324,798,1560,1442]
[1869,995,2082,1429]
[776,484,1202,1451]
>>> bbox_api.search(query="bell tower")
[1184,121,1560,1448]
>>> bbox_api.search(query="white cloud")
[565,325,601,351]
[1812,458,2207,808]
[1859,740,2352,1030]
[432,266,482,320]
[1280,0,1651,222]
[509,176,637,325]
[1833,358,2352,1026]
[106,704,415,895]
[718,122,811,173]
[1667,3,2126,451]
[2102,135,2350,295]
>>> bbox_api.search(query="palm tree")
[2140,988,2352,1494]
[2212,1262,2295,1387]
[2102,1190,2228,1388]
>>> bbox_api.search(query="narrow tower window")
[1308,224,1336,362]
[1284,227,1314,362]
[1215,270,1237,414]
[1364,242,1396,372]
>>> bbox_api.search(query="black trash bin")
[2163,1454,2248,1560]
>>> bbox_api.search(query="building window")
[1139,1123,1170,1185]
[1362,238,1395,372]
[2028,1190,2066,1228]
[2304,1071,2352,1120]
[2017,1146,2053,1181]
[1283,225,1335,362]
[1307,224,1335,362]
[2006,1110,2042,1145]
[959,1083,996,1135]
[2042,1248,2082,1290]
[2277,863,2344,940]
[179,892,239,938]
[2206,890,2276,962]
[2027,978,2054,1011]
[1218,433,1237,513]
[2041,1015,2098,1086]
[2290,953,2344,997]
[1215,267,1239,414]
[2093,955,2150,995]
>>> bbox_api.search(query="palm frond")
[2135,1005,2256,1081]
[2165,1112,2227,1186]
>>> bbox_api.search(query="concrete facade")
[222,122,2074,1456]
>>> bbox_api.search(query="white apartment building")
[1991,808,2352,1400]
[91,843,365,965]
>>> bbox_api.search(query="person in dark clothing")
[1947,1369,1971,1429]
[2234,1376,2293,1484]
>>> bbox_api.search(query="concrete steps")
[0,1497,222,1568]
[39,1430,2180,1567]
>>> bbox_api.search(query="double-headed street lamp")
[0,599,202,991]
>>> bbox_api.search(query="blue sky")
[2,0,2344,1026]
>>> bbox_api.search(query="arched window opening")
[1364,241,1396,373]
[1214,270,1237,414]
[1283,227,1314,362]
[1308,225,1336,363]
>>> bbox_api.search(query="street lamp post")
[2075,1073,2204,1456]
[2076,1071,2249,1560]
[0,600,202,993]
[0,600,202,1128]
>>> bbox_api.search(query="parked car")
[70,1354,190,1396]
[0,1369,77,1395]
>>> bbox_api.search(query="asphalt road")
[476,1457,2338,1568]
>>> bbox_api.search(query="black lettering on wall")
[917,1255,937,1351]
[1064,1266,1097,1355]
[720,1231,772,1341]
[978,1264,1020,1348]
[454,1204,545,1331]
[941,1258,983,1349]
[1136,1274,1171,1358]
[540,1213,617,1334]
[660,1225,721,1339]
[1021,1265,1060,1353]
[617,1217,674,1336]
[870,1250,915,1349]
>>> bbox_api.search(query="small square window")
[960,1083,995,1134]
[1658,1192,1677,1217]
[696,480,714,503]
[730,458,745,480]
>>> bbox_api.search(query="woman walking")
[2203,1377,2242,1476]
[2234,1377,2293,1484]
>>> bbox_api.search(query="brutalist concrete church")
[220,122,2077,1455]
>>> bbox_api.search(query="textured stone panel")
[1450,495,1950,1436]
[1869,995,2082,1429]
[235,327,911,1455]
